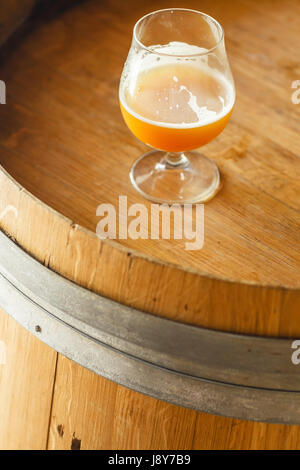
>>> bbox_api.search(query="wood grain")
[0,0,299,288]
[0,0,37,46]
[0,0,299,451]
[48,355,198,450]
[0,0,299,338]
[0,308,57,450]
[48,355,300,451]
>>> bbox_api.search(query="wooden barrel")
[0,0,299,450]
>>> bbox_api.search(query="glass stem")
[165,152,189,169]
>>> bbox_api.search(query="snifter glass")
[119,8,235,204]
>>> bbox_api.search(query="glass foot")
[130,150,221,204]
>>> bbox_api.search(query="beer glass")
[119,8,235,203]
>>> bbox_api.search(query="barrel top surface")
[0,0,299,289]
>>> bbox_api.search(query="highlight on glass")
[119,8,235,204]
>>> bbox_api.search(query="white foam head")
[120,41,235,129]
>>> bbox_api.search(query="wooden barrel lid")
[0,0,299,336]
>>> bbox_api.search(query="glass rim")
[133,8,225,58]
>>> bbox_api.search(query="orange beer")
[120,46,235,153]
